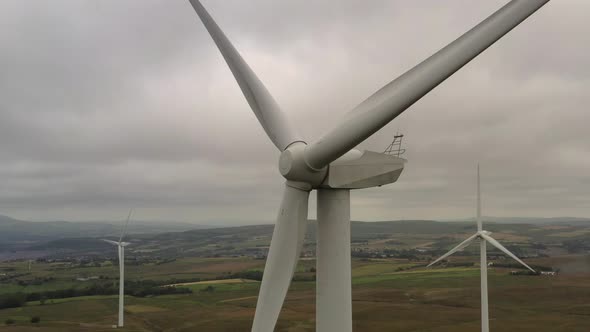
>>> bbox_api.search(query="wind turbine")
[187,1,550,331]
[427,166,535,332]
[103,209,133,328]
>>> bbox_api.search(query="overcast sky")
[0,0,588,225]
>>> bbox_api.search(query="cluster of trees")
[352,248,433,260]
[442,262,475,268]
[510,270,542,276]
[0,281,192,309]
[4,316,40,325]
[124,280,192,297]
[17,277,55,286]
[492,262,554,272]
[0,293,27,309]
[116,269,314,289]
[165,276,202,284]
[155,258,177,265]
[563,239,590,253]
[210,269,316,283]
[0,272,29,282]
[126,257,178,266]
[225,270,263,281]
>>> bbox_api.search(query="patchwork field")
[1,219,589,331]
[0,254,588,331]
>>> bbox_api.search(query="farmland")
[0,254,587,331]
[0,218,589,331]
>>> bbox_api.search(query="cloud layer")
[0,0,588,224]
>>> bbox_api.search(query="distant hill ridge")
[0,213,213,244]
[443,216,590,225]
[8,216,590,260]
[1,213,588,247]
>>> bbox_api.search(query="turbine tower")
[187,1,550,331]
[427,166,535,332]
[103,209,133,328]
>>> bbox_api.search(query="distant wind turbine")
[427,166,535,332]
[103,209,133,328]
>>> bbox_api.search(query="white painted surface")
[304,0,550,169]
[323,151,406,189]
[316,189,352,332]
[118,246,124,328]
[189,0,302,151]
[251,183,309,332]
[480,239,489,332]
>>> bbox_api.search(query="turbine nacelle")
[279,144,406,190]
[102,239,132,247]
[322,150,405,189]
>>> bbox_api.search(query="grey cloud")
[0,0,588,224]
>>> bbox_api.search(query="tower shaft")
[118,246,125,327]
[316,189,352,332]
[480,239,489,332]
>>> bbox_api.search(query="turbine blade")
[102,239,119,246]
[427,233,478,267]
[188,0,302,151]
[119,209,133,243]
[480,233,535,273]
[304,0,550,169]
[477,164,482,231]
[252,183,309,332]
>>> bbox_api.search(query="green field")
[1,219,589,331]
[0,254,588,331]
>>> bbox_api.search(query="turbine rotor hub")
[279,142,327,188]
[477,230,491,237]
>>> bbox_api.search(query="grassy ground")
[0,256,588,331]
[0,257,267,295]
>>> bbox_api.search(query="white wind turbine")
[103,210,133,328]
[427,166,535,332]
[187,1,550,331]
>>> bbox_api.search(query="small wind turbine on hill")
[427,166,535,332]
[103,210,133,328]
[187,0,550,331]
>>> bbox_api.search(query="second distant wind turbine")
[103,209,133,328]
[428,167,535,332]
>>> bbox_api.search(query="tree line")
[0,281,192,309]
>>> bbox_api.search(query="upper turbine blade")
[479,233,535,273]
[304,0,550,169]
[427,233,478,267]
[188,0,302,151]
[119,209,133,243]
[252,183,309,332]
